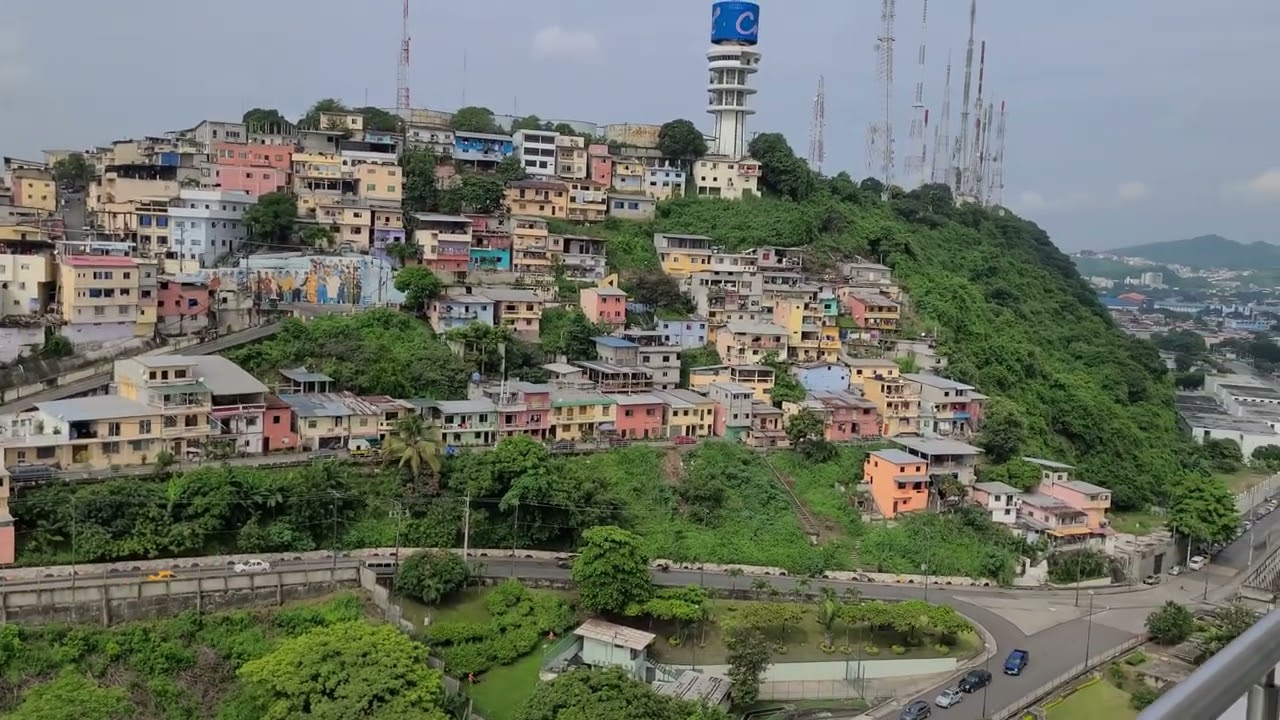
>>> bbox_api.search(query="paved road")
[1218,505,1280,571]
[30,449,371,485]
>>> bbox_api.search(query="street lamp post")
[921,562,930,603]
[980,651,991,717]
[1083,590,1096,666]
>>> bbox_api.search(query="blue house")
[469,247,511,271]
[454,131,514,168]
[657,317,709,350]
[790,362,850,394]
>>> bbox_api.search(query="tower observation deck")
[707,1,760,159]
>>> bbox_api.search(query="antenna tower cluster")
[867,0,897,199]
[808,76,827,174]
[930,56,952,184]
[396,0,411,118]
[904,0,929,189]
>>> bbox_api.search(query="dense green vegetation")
[0,594,459,720]
[422,580,575,675]
[1110,234,1280,270]
[587,186,1189,510]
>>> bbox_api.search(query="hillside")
[1110,234,1280,270]
[592,180,1185,510]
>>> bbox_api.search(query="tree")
[242,107,289,131]
[540,306,609,360]
[394,266,444,314]
[1198,438,1243,474]
[400,148,440,213]
[623,271,691,312]
[385,241,419,267]
[1175,371,1206,390]
[299,98,349,129]
[298,224,334,250]
[516,667,728,720]
[51,152,93,190]
[760,352,804,405]
[1167,475,1239,547]
[451,175,505,213]
[815,595,841,646]
[382,414,443,489]
[243,192,298,248]
[7,670,131,720]
[1145,601,1195,645]
[724,626,772,706]
[450,106,502,134]
[395,550,470,604]
[357,105,402,133]
[238,620,451,720]
[975,398,1028,464]
[572,525,654,615]
[495,154,526,182]
[511,115,554,132]
[657,119,709,172]
[1252,444,1280,471]
[785,409,835,462]
[1195,602,1259,661]
[747,133,815,201]
[1150,329,1207,355]
[933,473,967,508]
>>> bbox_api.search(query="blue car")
[1004,648,1029,675]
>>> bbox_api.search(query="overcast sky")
[2,0,1277,251]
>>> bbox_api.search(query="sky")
[1,0,1277,251]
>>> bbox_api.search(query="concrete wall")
[0,566,358,625]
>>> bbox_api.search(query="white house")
[970,481,1022,525]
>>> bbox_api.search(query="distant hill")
[1109,235,1280,270]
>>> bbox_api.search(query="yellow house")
[114,356,215,452]
[555,135,588,180]
[567,181,608,223]
[292,152,344,213]
[316,201,374,251]
[846,358,900,388]
[772,299,840,363]
[279,392,381,451]
[88,171,178,215]
[715,321,790,367]
[862,375,922,437]
[611,158,644,191]
[504,180,569,220]
[652,389,717,439]
[550,389,617,441]
[59,255,154,339]
[482,287,544,336]
[653,232,715,278]
[0,247,56,314]
[511,215,552,276]
[318,111,365,133]
[355,163,402,203]
[0,396,171,469]
[13,170,56,213]
[688,364,775,403]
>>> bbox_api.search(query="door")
[1152,552,1165,574]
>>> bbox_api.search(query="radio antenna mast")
[808,76,827,174]
[953,0,977,196]
[874,0,897,199]
[396,0,411,119]
[905,0,929,189]
[931,53,952,186]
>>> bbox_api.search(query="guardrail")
[1138,609,1280,720]
[991,634,1147,720]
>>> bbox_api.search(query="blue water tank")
[710,1,759,45]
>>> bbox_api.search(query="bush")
[864,645,880,656]
[1107,663,1128,684]
[819,642,836,654]
[1123,650,1148,666]
[395,550,470,606]
[1146,602,1195,646]
[891,645,907,655]
[933,644,950,655]
[838,644,853,656]
[1131,685,1160,710]
[426,582,575,675]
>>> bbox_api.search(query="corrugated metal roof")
[593,336,639,349]
[869,448,925,465]
[36,395,154,421]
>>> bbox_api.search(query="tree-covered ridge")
[1110,234,1280,271]
[597,184,1184,510]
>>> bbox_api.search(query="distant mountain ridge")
[1108,235,1280,270]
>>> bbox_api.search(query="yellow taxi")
[146,570,177,581]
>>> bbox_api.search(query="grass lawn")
[1217,468,1271,494]
[1045,679,1136,720]
[465,651,545,720]
[770,447,879,543]
[1109,511,1167,536]
[628,599,981,666]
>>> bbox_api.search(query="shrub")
[819,643,836,654]
[1131,685,1160,710]
[933,644,950,655]
[426,584,575,675]
[1123,650,1148,666]
[864,645,880,656]
[1146,602,1194,646]
[891,645,907,655]
[1107,663,1128,684]
[838,644,853,656]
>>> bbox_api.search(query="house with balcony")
[508,215,552,276]
[580,286,628,328]
[280,392,380,451]
[549,234,607,281]
[772,299,840,363]
[791,362,850,394]
[611,158,645,193]
[716,321,789,367]
[845,358,900,388]
[466,214,513,272]
[575,359,652,394]
[693,156,760,200]
[0,395,167,469]
[482,381,553,441]
[617,330,681,390]
[970,481,1022,525]
[746,402,788,449]
[423,399,497,449]
[653,389,717,439]
[688,364,774,403]
[413,213,473,281]
[371,204,406,254]
[844,292,900,335]
[644,166,686,200]
[1017,492,1093,550]
[166,189,256,268]
[278,367,336,395]
[707,382,754,441]
[567,181,608,223]
[513,130,560,177]
[653,232,715,278]
[904,373,983,437]
[607,192,656,220]
[611,394,667,440]
[893,437,983,484]
[453,132,513,170]
[187,355,269,455]
[482,287,543,337]
[114,355,215,456]
[550,389,616,441]
[656,317,709,350]
[406,124,455,157]
[862,375,922,437]
[863,448,930,519]
[426,291,494,334]
[291,152,349,213]
[504,180,569,220]
[554,135,588,180]
[787,390,881,442]
[755,246,803,272]
[361,395,416,442]
[1024,457,1114,548]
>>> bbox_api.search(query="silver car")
[935,687,964,708]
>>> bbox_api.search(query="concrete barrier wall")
[0,567,359,625]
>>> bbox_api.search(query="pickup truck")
[1003,648,1029,676]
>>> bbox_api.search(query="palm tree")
[382,414,443,491]
[792,578,812,603]
[842,587,862,605]
[751,577,771,601]
[817,596,840,646]
[728,567,745,595]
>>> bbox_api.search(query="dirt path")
[660,448,684,488]
[761,456,827,543]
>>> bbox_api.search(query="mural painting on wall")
[211,255,404,306]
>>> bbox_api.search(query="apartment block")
[167,189,255,268]
[405,124,456,157]
[588,144,613,186]
[617,329,682,390]
[652,389,717,439]
[548,233,607,281]
[788,390,881,441]
[644,166,686,200]
[611,158,645,193]
[483,287,543,337]
[59,255,151,343]
[693,156,761,200]
[510,215,552,276]
[567,181,608,223]
[467,214,513,272]
[1023,457,1114,547]
[772,298,840,363]
[114,355,218,455]
[11,169,56,213]
[0,244,56,316]
[862,374,922,437]
[707,382,754,441]
[504,180,569,220]
[354,163,403,204]
[454,132,514,169]
[894,437,984,484]
[844,291,900,335]
[746,402,788,449]
[971,481,1021,525]
[656,316,709,350]
[715,321,789,366]
[555,135,588,180]
[902,373,984,437]
[513,129,560,177]
[413,213,473,281]
[845,358,900,388]
[790,362,851,394]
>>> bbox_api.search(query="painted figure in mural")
[315,263,331,305]
[278,270,294,303]
[324,263,341,304]
[305,267,319,304]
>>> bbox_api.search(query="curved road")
[4,556,1159,720]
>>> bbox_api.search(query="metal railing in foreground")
[1138,609,1280,720]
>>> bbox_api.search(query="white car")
[234,559,271,574]
[935,688,964,708]
[1188,555,1207,571]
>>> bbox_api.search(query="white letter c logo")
[736,11,757,37]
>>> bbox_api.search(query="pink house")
[611,394,667,439]
[494,381,553,441]
[264,395,299,453]
[1026,458,1113,531]
[588,145,613,187]
[805,390,882,441]
[580,286,628,328]
[157,277,210,330]
[213,142,292,171]
[213,142,291,198]
[215,166,288,198]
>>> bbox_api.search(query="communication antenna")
[969,41,988,201]
[808,76,827,174]
[931,54,953,186]
[874,0,897,199]
[986,100,1007,206]
[953,0,977,196]
[905,0,929,189]
[396,0,411,119]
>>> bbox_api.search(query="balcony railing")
[162,424,208,437]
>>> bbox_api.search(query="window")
[102,441,120,455]
[307,419,318,429]
[140,420,152,434]
[272,415,281,425]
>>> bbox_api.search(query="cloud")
[1016,191,1048,211]
[1116,181,1149,201]
[1225,169,1280,201]
[531,26,599,60]
[1012,190,1091,214]
[0,27,31,87]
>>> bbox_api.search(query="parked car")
[934,688,964,708]
[1167,565,1183,576]
[957,668,992,693]
[899,700,932,719]
[1143,573,1162,585]
[1003,649,1030,675]
[1188,555,1208,571]
[674,435,697,445]
[234,559,271,573]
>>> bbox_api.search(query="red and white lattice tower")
[396,0,411,119]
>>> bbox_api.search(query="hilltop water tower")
[707,1,760,159]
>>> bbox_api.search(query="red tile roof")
[60,255,137,267]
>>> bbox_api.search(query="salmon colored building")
[863,448,930,519]
[263,395,299,453]
[611,394,667,439]
[579,286,628,328]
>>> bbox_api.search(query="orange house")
[863,448,930,518]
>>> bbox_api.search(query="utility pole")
[389,500,405,602]
[462,494,472,566]
[510,501,519,576]
[70,495,77,622]
[330,491,339,571]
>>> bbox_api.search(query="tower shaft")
[954,0,977,194]
[808,75,827,174]
[397,0,411,118]
[931,55,952,185]
[875,0,897,198]
[707,2,762,158]
[905,0,929,189]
